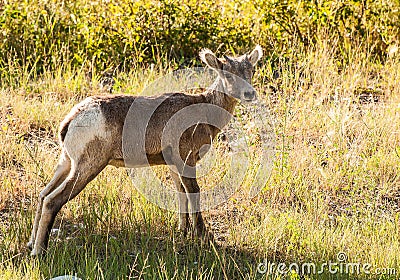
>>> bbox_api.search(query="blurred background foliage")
[0,0,399,74]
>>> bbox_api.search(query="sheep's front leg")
[170,170,189,234]
[180,176,206,237]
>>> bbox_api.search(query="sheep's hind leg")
[31,159,107,256]
[27,151,71,249]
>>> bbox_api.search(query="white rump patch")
[63,98,110,160]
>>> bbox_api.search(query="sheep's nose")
[243,91,256,101]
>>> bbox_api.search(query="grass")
[0,41,399,279]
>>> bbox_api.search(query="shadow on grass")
[28,219,262,279]
[0,205,261,280]
[1,202,397,280]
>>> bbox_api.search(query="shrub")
[0,0,398,76]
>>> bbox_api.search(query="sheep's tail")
[59,119,71,144]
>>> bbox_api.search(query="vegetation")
[0,0,399,73]
[0,0,400,279]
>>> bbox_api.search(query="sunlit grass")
[0,41,399,279]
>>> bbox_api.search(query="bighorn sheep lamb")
[28,46,263,256]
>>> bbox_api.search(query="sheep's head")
[200,45,263,102]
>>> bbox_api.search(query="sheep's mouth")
[241,95,258,104]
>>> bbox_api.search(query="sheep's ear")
[199,49,223,70]
[248,45,263,66]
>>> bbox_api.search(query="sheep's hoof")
[30,247,45,257]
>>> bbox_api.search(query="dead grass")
[0,43,399,279]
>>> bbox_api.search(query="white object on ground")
[49,276,82,280]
